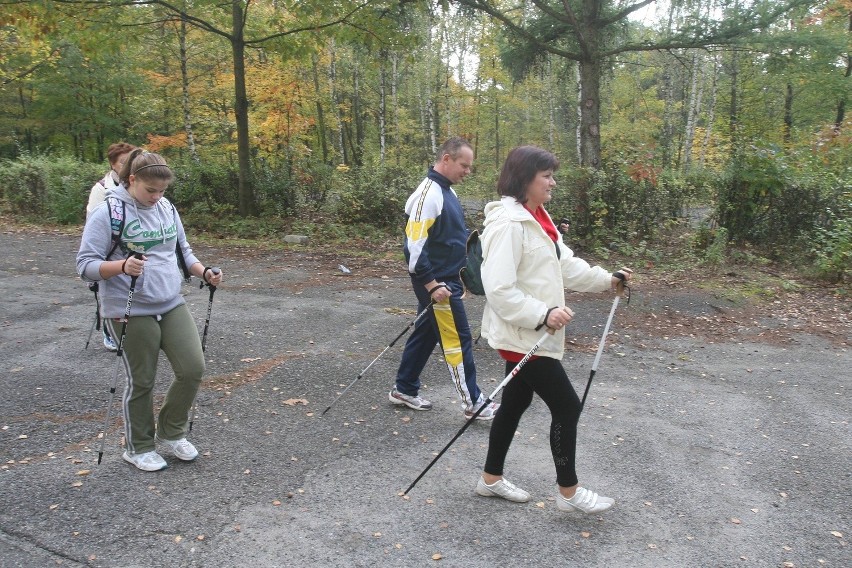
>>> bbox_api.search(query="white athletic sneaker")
[556,486,615,514]
[464,396,500,421]
[122,450,168,472]
[389,388,433,411]
[475,476,531,503]
[103,330,117,352]
[157,437,199,461]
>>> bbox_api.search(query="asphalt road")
[0,228,849,568]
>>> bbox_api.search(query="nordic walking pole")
[403,331,552,495]
[97,253,142,465]
[580,272,628,411]
[189,267,220,432]
[322,301,435,416]
[84,283,101,350]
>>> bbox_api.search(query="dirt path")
[0,227,849,567]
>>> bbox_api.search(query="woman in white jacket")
[475,145,632,515]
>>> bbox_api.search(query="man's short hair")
[437,137,472,162]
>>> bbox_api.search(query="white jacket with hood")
[480,196,613,360]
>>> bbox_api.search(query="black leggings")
[484,357,582,488]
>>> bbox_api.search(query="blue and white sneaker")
[103,330,118,352]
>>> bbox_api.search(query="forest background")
[0,0,849,286]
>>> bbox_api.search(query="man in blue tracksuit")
[389,137,499,421]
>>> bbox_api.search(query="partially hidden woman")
[475,145,632,514]
[77,149,224,472]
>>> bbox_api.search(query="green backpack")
[459,229,485,295]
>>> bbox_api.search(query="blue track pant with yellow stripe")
[395,277,481,408]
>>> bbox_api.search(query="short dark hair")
[496,146,559,203]
[436,137,472,162]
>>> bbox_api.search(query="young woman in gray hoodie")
[77,149,224,472]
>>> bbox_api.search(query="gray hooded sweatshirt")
[76,184,199,319]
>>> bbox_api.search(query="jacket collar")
[427,166,453,190]
[500,196,536,222]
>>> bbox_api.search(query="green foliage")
[703,226,729,266]
[547,166,697,247]
[333,162,416,229]
[717,146,848,256]
[810,198,852,282]
[0,153,102,223]
[170,160,240,214]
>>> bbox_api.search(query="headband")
[134,163,171,173]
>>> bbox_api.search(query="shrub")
[0,153,103,223]
[334,162,416,229]
[811,197,852,282]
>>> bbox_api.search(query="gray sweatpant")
[106,303,205,455]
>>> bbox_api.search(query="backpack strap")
[161,197,192,282]
[106,196,126,258]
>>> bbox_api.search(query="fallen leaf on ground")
[580,531,590,538]
[830,531,843,538]
[731,518,742,524]
[282,398,309,406]
[431,553,442,560]
[76,470,91,476]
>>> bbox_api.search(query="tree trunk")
[310,53,329,164]
[352,61,363,166]
[729,48,740,159]
[547,56,555,149]
[392,52,401,166]
[575,64,582,164]
[577,57,601,168]
[834,12,850,133]
[783,82,793,144]
[231,1,256,216]
[179,15,199,162]
[699,55,719,169]
[379,50,387,165]
[328,43,347,165]
[660,64,676,168]
[683,52,704,172]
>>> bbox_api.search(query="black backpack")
[459,229,485,296]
